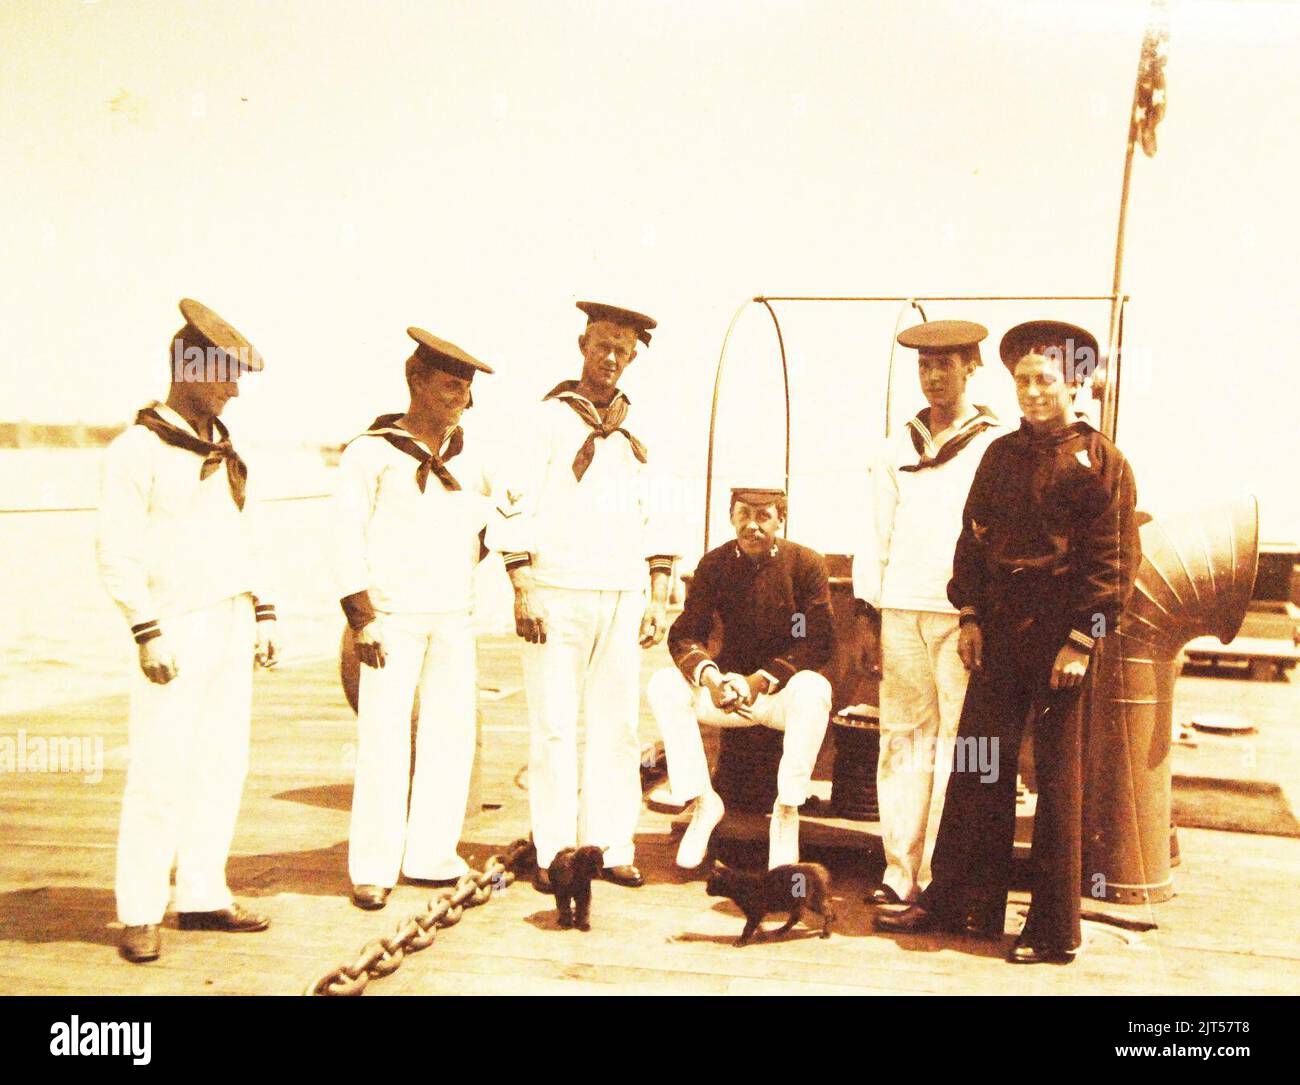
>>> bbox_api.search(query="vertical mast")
[1102,0,1169,439]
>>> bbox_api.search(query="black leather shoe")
[176,902,270,932]
[873,904,939,933]
[601,864,644,888]
[350,885,391,911]
[866,885,902,906]
[1008,938,1077,965]
[119,924,160,963]
[533,868,553,894]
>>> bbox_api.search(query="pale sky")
[2,0,1298,540]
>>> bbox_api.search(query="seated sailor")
[647,487,834,871]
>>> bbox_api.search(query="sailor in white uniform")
[96,298,278,964]
[488,301,676,891]
[853,319,1002,905]
[331,328,495,911]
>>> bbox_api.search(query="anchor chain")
[303,837,534,996]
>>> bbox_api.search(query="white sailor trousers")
[877,608,970,901]
[647,667,832,808]
[521,587,643,870]
[349,609,478,887]
[115,593,255,925]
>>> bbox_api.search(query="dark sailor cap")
[576,301,657,346]
[896,319,988,352]
[406,327,495,379]
[177,298,264,372]
[730,486,787,507]
[999,320,1100,373]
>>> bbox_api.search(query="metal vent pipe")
[1082,497,1258,903]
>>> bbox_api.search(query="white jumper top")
[330,424,492,616]
[96,402,275,635]
[486,393,677,591]
[853,406,1002,615]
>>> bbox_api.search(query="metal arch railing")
[703,297,791,554]
[701,292,1128,553]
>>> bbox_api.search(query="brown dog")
[548,845,604,931]
[706,861,835,946]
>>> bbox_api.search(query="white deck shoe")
[676,790,725,868]
[768,802,800,869]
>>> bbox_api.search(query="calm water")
[0,449,875,714]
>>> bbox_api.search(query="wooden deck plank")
[3,642,1299,995]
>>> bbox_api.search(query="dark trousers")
[920,615,1084,950]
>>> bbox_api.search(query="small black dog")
[547,845,604,931]
[706,861,835,946]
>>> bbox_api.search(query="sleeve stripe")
[1068,628,1097,650]
[678,648,711,683]
[503,552,532,570]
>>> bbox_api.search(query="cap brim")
[577,301,657,346]
[177,299,263,371]
[998,321,1099,369]
[896,320,988,351]
[407,327,494,374]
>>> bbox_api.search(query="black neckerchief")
[900,405,998,473]
[544,381,647,481]
[357,414,464,492]
[135,405,247,509]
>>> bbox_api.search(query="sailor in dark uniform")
[875,321,1140,964]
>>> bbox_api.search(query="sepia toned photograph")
[2,0,1295,1053]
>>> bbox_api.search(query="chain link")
[303,837,534,996]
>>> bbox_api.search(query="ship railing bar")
[0,493,331,515]
[756,294,1123,302]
